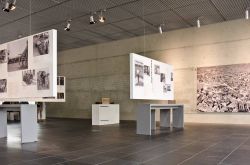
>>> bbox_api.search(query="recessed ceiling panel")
[120,0,168,16]
[174,0,224,25]
[211,0,250,20]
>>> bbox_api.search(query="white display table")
[136,104,184,135]
[92,104,120,125]
[0,104,38,143]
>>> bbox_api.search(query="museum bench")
[136,104,184,135]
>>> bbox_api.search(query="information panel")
[0,29,57,100]
[130,53,174,100]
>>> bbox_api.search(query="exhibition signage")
[130,53,174,100]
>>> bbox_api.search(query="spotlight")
[99,9,106,23]
[246,8,249,20]
[64,19,71,31]
[197,18,201,28]
[158,25,163,34]
[2,1,10,12]
[9,0,16,11]
[89,15,96,24]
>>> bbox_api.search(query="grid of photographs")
[0,30,55,100]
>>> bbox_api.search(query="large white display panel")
[0,30,57,100]
[130,53,174,100]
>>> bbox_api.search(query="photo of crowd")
[37,69,50,90]
[0,79,7,93]
[0,49,7,64]
[33,32,49,56]
[154,65,160,75]
[22,69,36,86]
[160,73,166,82]
[7,39,28,72]
[197,64,250,112]
[144,65,150,76]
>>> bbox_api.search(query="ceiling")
[0,0,249,51]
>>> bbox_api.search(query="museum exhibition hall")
[1,0,250,165]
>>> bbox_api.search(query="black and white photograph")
[135,61,144,86]
[160,73,166,82]
[167,84,171,91]
[57,77,64,85]
[57,77,59,85]
[154,65,160,75]
[33,32,49,56]
[0,49,7,64]
[144,65,150,76]
[22,69,36,86]
[163,84,167,93]
[197,64,250,112]
[37,68,50,90]
[57,92,64,99]
[0,79,7,93]
[7,38,28,72]
[60,77,64,85]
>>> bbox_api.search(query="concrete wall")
[47,19,250,124]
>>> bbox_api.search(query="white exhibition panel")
[0,30,57,101]
[130,53,174,100]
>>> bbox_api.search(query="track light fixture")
[99,9,106,23]
[64,19,72,31]
[158,24,165,34]
[158,26,163,34]
[9,0,16,11]
[197,18,201,28]
[2,1,10,12]
[89,12,96,24]
[2,0,16,12]
[245,8,249,20]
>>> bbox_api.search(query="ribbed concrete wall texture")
[47,19,250,124]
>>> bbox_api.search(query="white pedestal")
[21,105,38,143]
[0,110,7,138]
[0,104,38,143]
[92,104,120,125]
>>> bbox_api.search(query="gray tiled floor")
[1,119,250,165]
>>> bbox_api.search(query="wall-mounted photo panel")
[0,29,57,101]
[130,53,174,100]
[197,63,250,112]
